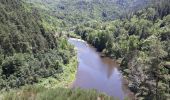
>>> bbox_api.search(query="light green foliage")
[74,0,170,99]
[0,0,77,91]
[28,0,150,25]
[0,0,170,99]
[2,86,115,100]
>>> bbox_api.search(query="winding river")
[68,38,133,100]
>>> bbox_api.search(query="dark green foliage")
[0,0,75,90]
[28,0,150,25]
[0,0,59,55]
[74,0,170,99]
[0,47,74,90]
[0,0,170,99]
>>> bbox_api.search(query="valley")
[0,0,170,100]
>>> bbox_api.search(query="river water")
[68,38,132,100]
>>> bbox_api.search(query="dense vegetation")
[0,0,76,91]
[28,0,150,25]
[74,0,170,99]
[0,0,170,100]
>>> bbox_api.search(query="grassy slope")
[2,86,115,100]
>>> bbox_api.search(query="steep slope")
[0,0,76,90]
[0,0,57,55]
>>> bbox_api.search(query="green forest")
[0,0,170,100]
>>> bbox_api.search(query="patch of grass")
[2,86,115,100]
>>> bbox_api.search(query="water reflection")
[69,38,125,100]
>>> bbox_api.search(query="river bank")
[0,42,116,100]
[68,38,134,100]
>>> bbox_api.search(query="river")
[68,38,133,100]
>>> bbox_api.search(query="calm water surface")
[68,38,129,100]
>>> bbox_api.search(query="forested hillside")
[0,0,170,100]
[28,0,150,24]
[75,0,170,99]
[0,0,76,90]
